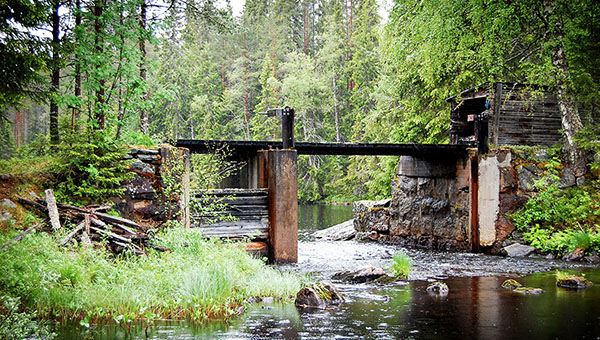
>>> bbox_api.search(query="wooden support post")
[267,149,298,263]
[470,155,480,252]
[282,106,295,149]
[257,151,269,189]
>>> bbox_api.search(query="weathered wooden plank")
[45,189,61,231]
[0,219,48,252]
[195,189,268,197]
[197,229,269,240]
[198,220,268,229]
[199,196,268,206]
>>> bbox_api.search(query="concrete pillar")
[267,149,298,263]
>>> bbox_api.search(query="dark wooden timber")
[176,139,468,158]
[282,106,295,149]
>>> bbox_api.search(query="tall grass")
[0,227,304,322]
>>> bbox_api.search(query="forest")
[1,0,599,202]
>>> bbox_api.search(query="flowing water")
[60,204,600,339]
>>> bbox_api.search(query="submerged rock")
[332,265,386,283]
[313,219,356,241]
[513,287,544,295]
[295,281,344,309]
[426,281,449,295]
[501,279,523,289]
[500,243,536,257]
[556,275,593,289]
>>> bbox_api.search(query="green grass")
[0,226,304,323]
[389,251,411,279]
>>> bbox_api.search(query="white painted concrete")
[478,156,500,247]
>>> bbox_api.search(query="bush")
[0,295,56,340]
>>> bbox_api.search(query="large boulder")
[500,243,536,257]
[562,248,586,262]
[426,281,449,295]
[295,281,344,309]
[313,219,355,241]
[556,275,593,289]
[332,265,386,283]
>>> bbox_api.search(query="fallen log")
[59,220,86,247]
[0,218,49,252]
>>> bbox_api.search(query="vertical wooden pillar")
[470,155,480,252]
[267,149,298,263]
[257,151,269,189]
[282,106,295,149]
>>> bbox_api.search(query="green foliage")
[51,132,132,204]
[0,226,303,322]
[0,295,56,340]
[510,155,600,254]
[389,251,411,279]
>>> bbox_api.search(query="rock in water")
[295,281,344,309]
[500,243,536,257]
[426,282,449,295]
[313,219,355,241]
[556,275,593,289]
[512,287,544,295]
[501,279,523,289]
[332,265,386,283]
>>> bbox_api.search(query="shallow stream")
[60,204,600,339]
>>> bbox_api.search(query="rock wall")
[112,145,190,227]
[355,156,470,250]
[355,148,575,253]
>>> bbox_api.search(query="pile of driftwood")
[0,189,170,255]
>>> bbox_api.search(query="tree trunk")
[116,8,125,139]
[139,0,149,134]
[94,0,105,130]
[50,0,60,144]
[546,2,587,177]
[333,64,340,143]
[243,33,250,139]
[72,0,81,132]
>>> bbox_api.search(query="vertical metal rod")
[282,106,295,149]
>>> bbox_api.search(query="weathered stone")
[558,168,576,189]
[500,243,536,257]
[136,148,159,155]
[501,279,523,289]
[295,281,344,309]
[353,200,390,233]
[0,210,13,223]
[137,154,159,162]
[500,167,517,192]
[130,159,155,174]
[426,281,449,295]
[313,219,355,241]
[584,255,600,264]
[332,265,386,283]
[562,248,586,262]
[124,175,156,200]
[576,176,586,186]
[0,198,17,209]
[513,287,544,295]
[533,149,549,162]
[556,275,593,289]
[262,297,274,304]
[517,166,538,191]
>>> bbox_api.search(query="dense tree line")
[1,0,599,201]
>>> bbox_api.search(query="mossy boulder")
[513,287,544,295]
[501,279,523,289]
[556,275,593,289]
[295,281,344,309]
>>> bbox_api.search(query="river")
[60,204,600,339]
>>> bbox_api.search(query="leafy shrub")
[390,251,411,279]
[510,156,600,254]
[0,295,56,340]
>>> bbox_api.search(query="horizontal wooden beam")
[176,139,468,158]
